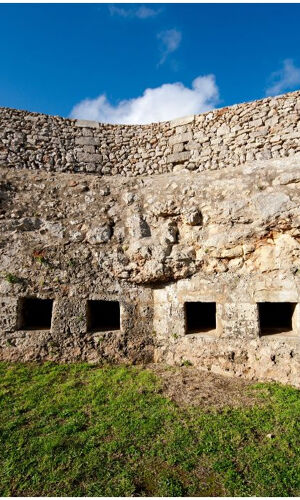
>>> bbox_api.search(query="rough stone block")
[75,119,99,129]
[184,141,200,151]
[194,131,210,143]
[77,152,102,163]
[169,115,194,128]
[217,124,230,136]
[167,151,190,163]
[249,118,263,128]
[127,214,151,238]
[173,143,184,153]
[169,132,193,146]
[75,137,101,146]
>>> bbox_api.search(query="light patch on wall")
[70,75,219,125]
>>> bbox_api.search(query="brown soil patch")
[148,364,261,409]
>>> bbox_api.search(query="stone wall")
[0,90,300,386]
[0,90,300,177]
[0,145,299,386]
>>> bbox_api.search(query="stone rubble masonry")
[0,90,299,177]
[0,90,300,387]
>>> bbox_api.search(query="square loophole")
[18,297,53,330]
[87,300,120,332]
[185,302,216,334]
[258,302,296,336]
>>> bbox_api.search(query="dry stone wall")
[0,90,300,177]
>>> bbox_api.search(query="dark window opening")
[87,300,120,332]
[18,298,53,330]
[185,302,216,334]
[258,302,296,336]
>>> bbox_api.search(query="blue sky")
[1,3,300,123]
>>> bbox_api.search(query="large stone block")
[167,151,190,163]
[169,132,193,146]
[76,152,102,163]
[75,119,99,129]
[169,115,194,128]
[75,137,101,146]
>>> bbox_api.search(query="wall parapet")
[0,90,299,176]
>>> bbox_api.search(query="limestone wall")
[0,90,299,177]
[0,151,299,386]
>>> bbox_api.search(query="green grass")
[0,362,299,496]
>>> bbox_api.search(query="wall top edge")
[1,89,299,128]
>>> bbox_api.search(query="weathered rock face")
[0,91,299,387]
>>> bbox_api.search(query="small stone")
[266,434,275,439]
[86,225,112,244]
[182,209,202,226]
[123,192,135,205]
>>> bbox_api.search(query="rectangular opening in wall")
[185,301,216,334]
[18,297,53,330]
[258,302,296,336]
[87,300,120,332]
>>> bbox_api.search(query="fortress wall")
[0,90,299,177]
[0,152,300,385]
[0,90,300,385]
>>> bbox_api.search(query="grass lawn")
[0,362,299,496]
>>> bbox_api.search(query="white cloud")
[266,59,300,96]
[70,75,219,125]
[136,6,161,19]
[108,5,161,19]
[157,29,182,65]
